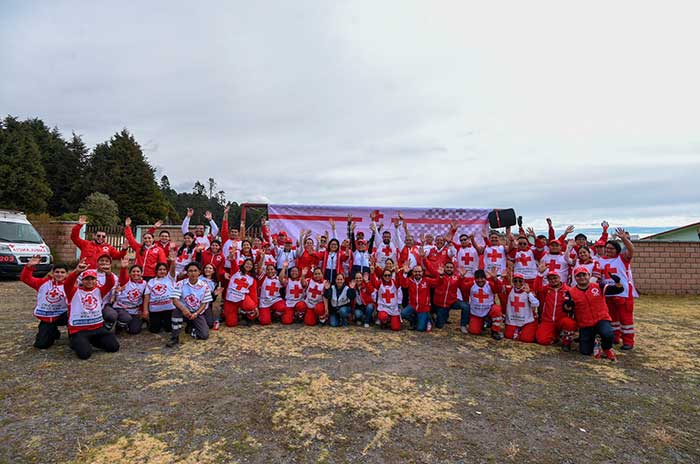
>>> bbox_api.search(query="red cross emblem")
[547,259,561,273]
[516,253,532,267]
[512,295,525,313]
[127,288,141,302]
[81,293,98,310]
[233,278,248,291]
[265,281,279,295]
[46,287,63,303]
[381,245,393,256]
[381,288,395,304]
[184,294,199,308]
[288,284,303,299]
[461,253,474,266]
[308,285,322,299]
[602,263,617,278]
[152,283,167,296]
[474,288,489,303]
[487,249,503,262]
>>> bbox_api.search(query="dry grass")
[267,370,462,453]
[0,281,699,464]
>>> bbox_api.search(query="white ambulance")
[0,210,53,277]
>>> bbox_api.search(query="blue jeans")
[434,301,470,328]
[354,303,375,325]
[329,306,352,327]
[401,306,430,332]
[579,320,614,355]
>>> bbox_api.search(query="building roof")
[640,221,700,240]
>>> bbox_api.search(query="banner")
[267,204,490,244]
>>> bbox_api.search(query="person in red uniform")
[399,261,440,332]
[20,256,69,349]
[462,269,503,339]
[431,261,470,331]
[502,273,539,343]
[221,258,258,327]
[123,217,167,280]
[145,220,173,254]
[296,231,323,279]
[564,266,624,360]
[200,239,226,275]
[533,264,577,351]
[70,215,126,268]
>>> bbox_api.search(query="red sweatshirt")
[70,224,125,268]
[124,226,167,277]
[433,272,466,308]
[399,273,440,312]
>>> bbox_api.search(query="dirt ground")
[0,280,698,464]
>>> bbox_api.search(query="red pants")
[259,300,287,326]
[467,304,503,335]
[536,317,577,346]
[377,311,401,331]
[606,296,635,346]
[223,296,257,327]
[282,301,306,325]
[304,302,327,326]
[504,321,537,343]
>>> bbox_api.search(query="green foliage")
[0,117,53,212]
[79,192,119,227]
[87,129,170,224]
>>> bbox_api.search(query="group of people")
[21,208,637,361]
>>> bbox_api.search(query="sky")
[1,0,699,231]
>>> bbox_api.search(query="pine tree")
[0,119,52,212]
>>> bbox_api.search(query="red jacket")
[146,226,173,255]
[353,280,376,307]
[567,283,611,328]
[433,273,465,308]
[70,224,125,268]
[533,276,572,323]
[20,265,66,323]
[63,270,115,334]
[124,226,167,277]
[201,250,226,274]
[399,273,440,312]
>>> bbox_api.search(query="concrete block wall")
[632,241,700,295]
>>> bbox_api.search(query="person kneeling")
[325,273,355,327]
[463,269,503,340]
[63,260,119,360]
[167,262,213,348]
[503,273,539,342]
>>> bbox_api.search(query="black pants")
[69,327,120,360]
[34,313,68,349]
[148,310,173,333]
[579,320,614,355]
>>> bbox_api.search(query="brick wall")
[34,221,79,264]
[632,241,700,295]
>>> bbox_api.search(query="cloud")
[1,0,699,228]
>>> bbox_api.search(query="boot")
[603,348,617,362]
[166,336,179,348]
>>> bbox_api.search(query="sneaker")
[620,344,634,351]
[603,349,617,362]
[165,338,179,348]
[190,329,197,339]
[213,321,220,331]
[561,344,571,352]
[363,323,369,328]
[460,326,469,335]
[491,331,503,341]
[426,322,432,333]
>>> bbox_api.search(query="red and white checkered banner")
[267,204,490,243]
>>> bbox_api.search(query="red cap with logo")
[81,269,98,279]
[573,266,590,276]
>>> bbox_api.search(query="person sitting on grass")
[564,266,624,361]
[111,256,147,335]
[143,259,177,334]
[63,258,118,360]
[20,255,69,350]
[167,261,213,348]
[324,273,356,327]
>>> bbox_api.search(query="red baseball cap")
[81,269,98,279]
[546,270,560,278]
[549,239,561,245]
[594,239,606,247]
[97,253,112,262]
[278,231,287,236]
[357,239,367,246]
[512,273,525,279]
[573,266,590,276]
[284,238,293,244]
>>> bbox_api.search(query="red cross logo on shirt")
[288,284,303,299]
[512,295,525,313]
[184,294,199,309]
[602,263,617,278]
[516,253,532,267]
[233,277,248,291]
[127,289,141,302]
[81,293,98,311]
[265,281,279,295]
[474,288,489,303]
[461,253,474,266]
[381,245,393,256]
[381,288,395,304]
[487,249,503,263]
[46,287,63,303]
[152,283,166,296]
[547,259,562,273]
[308,285,322,299]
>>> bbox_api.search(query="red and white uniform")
[171,278,212,312]
[63,271,115,334]
[285,279,305,308]
[304,279,325,308]
[425,244,456,276]
[20,265,67,322]
[483,244,507,276]
[574,259,602,283]
[259,276,283,309]
[433,273,465,308]
[541,252,571,284]
[504,287,539,327]
[462,279,503,335]
[511,248,539,281]
[598,254,637,346]
[399,273,439,312]
[144,276,176,312]
[181,216,219,249]
[113,279,146,316]
[124,226,167,277]
[70,224,126,268]
[96,271,118,308]
[455,245,480,278]
[175,246,198,275]
[533,276,577,347]
[375,240,400,270]
[225,272,256,303]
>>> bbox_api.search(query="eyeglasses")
[383,273,391,277]
[96,234,106,238]
[512,278,523,283]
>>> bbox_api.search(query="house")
[640,221,700,242]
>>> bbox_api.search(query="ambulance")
[0,210,53,277]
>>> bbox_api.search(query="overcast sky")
[2,1,699,230]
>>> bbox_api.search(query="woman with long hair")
[124,217,167,280]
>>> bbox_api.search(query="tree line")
[0,115,246,227]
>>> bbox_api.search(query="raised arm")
[347,214,356,252]
[20,256,46,290]
[181,208,193,234]
[615,228,635,259]
[204,210,219,237]
[123,218,141,253]
[221,206,230,243]
[70,216,90,248]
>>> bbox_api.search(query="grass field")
[1,281,699,464]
